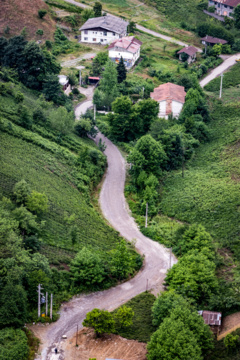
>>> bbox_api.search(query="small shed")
[88,76,100,85]
[58,75,69,91]
[177,46,198,64]
[198,310,222,335]
[201,35,228,46]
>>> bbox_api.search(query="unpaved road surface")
[32,96,174,360]
[200,53,240,88]
[61,53,96,68]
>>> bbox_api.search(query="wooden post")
[219,73,224,99]
[46,292,48,317]
[145,202,148,228]
[50,294,53,320]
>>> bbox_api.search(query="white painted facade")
[109,48,140,65]
[81,29,120,45]
[158,100,184,119]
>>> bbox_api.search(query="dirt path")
[218,312,240,340]
[200,53,240,88]
[31,90,175,360]
[61,53,96,68]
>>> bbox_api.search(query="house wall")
[81,29,122,44]
[158,100,183,118]
[179,53,196,64]
[109,48,140,68]
[208,0,234,17]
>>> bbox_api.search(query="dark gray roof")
[80,15,128,35]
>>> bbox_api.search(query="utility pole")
[50,293,53,320]
[46,292,48,317]
[146,279,148,292]
[37,284,44,318]
[219,73,224,99]
[79,69,82,86]
[94,104,96,121]
[142,86,145,99]
[76,325,78,346]
[169,247,172,269]
[145,202,148,228]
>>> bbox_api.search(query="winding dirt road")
[33,98,175,360]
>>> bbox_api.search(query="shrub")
[38,9,47,19]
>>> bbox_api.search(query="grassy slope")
[0,0,56,40]
[0,85,121,264]
[113,292,156,342]
[159,98,240,258]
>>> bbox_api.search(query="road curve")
[200,53,240,88]
[36,100,175,360]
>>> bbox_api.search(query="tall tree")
[99,60,119,109]
[234,4,240,29]
[83,309,115,337]
[2,36,27,70]
[49,107,74,135]
[117,57,127,83]
[0,37,8,65]
[93,2,102,17]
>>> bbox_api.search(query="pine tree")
[117,57,127,83]
[93,2,102,17]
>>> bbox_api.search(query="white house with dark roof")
[150,82,186,119]
[177,46,198,63]
[108,36,142,68]
[79,15,128,45]
[201,35,228,46]
[208,0,240,17]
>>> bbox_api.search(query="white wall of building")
[109,48,140,67]
[81,30,121,44]
[158,100,183,118]
[172,101,183,117]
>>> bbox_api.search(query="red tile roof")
[108,36,142,54]
[215,0,240,7]
[150,82,186,104]
[177,46,198,56]
[201,35,228,44]
[88,76,100,80]
[198,311,222,326]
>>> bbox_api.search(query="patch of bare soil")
[0,0,56,40]
[218,312,240,340]
[62,328,147,360]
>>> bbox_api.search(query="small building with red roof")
[150,82,186,119]
[177,46,198,63]
[108,36,142,68]
[201,35,228,46]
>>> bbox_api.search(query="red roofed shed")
[198,310,222,335]
[177,46,198,63]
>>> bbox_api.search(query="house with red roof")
[201,35,228,46]
[177,46,198,63]
[208,0,240,17]
[108,36,142,68]
[150,82,186,119]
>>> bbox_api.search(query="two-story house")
[108,36,142,68]
[208,0,240,17]
[79,15,128,45]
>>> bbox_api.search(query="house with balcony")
[108,36,142,68]
[79,15,128,45]
[208,0,240,17]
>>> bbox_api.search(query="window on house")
[84,30,88,34]
[93,38,96,41]
[84,37,88,41]
[101,39,103,42]
[113,32,115,36]
[103,31,107,36]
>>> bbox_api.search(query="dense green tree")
[110,239,132,279]
[129,135,167,178]
[42,74,64,104]
[2,36,27,69]
[91,52,108,76]
[173,224,214,256]
[152,290,189,327]
[147,317,202,360]
[13,179,31,205]
[0,37,8,65]
[38,9,47,19]
[114,306,134,330]
[70,247,106,288]
[26,191,48,215]
[0,328,29,360]
[93,2,102,17]
[83,308,115,336]
[165,250,218,303]
[42,49,61,75]
[134,98,159,134]
[127,21,136,33]
[12,206,40,236]
[99,60,119,109]
[224,333,239,351]
[0,283,28,328]
[234,4,240,29]
[82,8,95,22]
[49,107,74,135]
[117,57,127,83]
[18,104,32,129]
